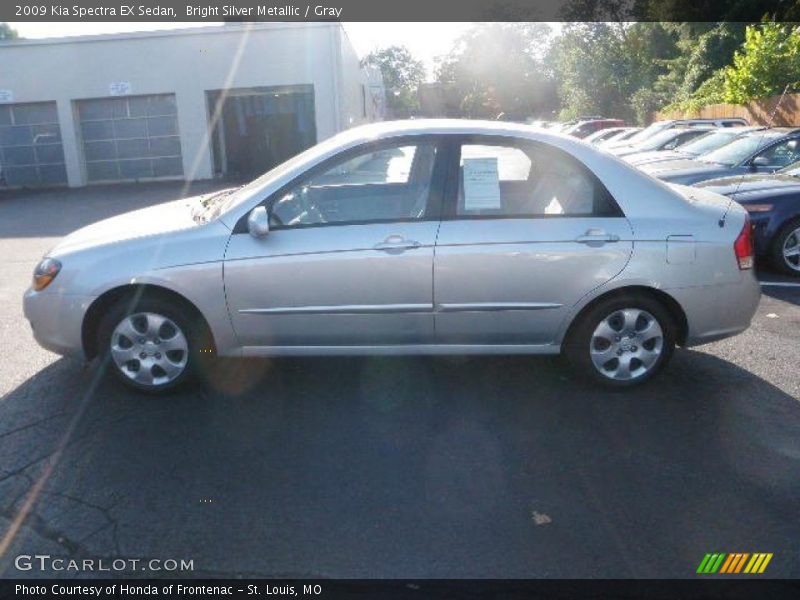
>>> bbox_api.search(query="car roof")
[740,127,800,139]
[330,119,587,145]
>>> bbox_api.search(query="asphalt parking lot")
[0,182,799,579]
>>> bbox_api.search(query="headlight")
[743,203,774,213]
[32,258,61,291]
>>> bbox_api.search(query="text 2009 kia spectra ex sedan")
[23,120,760,392]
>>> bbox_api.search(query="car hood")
[695,173,800,197]
[48,195,209,258]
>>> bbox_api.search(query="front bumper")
[23,288,96,359]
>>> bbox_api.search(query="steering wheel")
[291,186,327,225]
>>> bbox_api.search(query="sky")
[10,22,477,80]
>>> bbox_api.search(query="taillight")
[733,216,754,270]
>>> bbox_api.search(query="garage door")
[77,94,184,182]
[0,101,67,188]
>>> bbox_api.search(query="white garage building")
[0,23,383,188]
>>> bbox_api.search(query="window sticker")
[463,157,501,210]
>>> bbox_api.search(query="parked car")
[23,120,759,393]
[696,160,800,275]
[604,118,749,150]
[644,128,800,185]
[624,127,764,166]
[597,127,643,147]
[608,128,712,158]
[583,127,639,145]
[563,119,626,138]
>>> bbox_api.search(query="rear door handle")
[576,229,620,244]
[374,235,422,252]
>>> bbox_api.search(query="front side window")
[270,141,438,227]
[753,139,800,168]
[456,141,618,218]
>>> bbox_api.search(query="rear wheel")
[565,294,676,388]
[770,218,800,276]
[97,295,205,393]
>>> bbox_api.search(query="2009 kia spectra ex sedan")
[23,120,760,392]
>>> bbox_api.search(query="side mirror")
[247,206,270,238]
[751,156,770,169]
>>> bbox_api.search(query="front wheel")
[564,295,676,388]
[97,296,203,393]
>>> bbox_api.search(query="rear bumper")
[23,289,95,359]
[667,273,761,347]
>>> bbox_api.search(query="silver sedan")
[23,120,760,392]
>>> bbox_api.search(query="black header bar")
[2,0,799,23]
[4,579,800,600]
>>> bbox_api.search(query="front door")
[224,137,445,350]
[434,137,633,346]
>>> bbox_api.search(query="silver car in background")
[23,120,760,393]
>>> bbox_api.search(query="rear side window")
[455,141,621,218]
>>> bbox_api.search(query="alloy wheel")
[589,308,664,381]
[110,312,188,387]
[782,226,800,273]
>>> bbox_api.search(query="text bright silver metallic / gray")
[23,120,760,391]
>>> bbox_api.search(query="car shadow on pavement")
[1,350,799,578]
[761,283,800,307]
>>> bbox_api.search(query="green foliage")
[548,22,678,123]
[361,46,426,118]
[721,23,800,104]
[434,23,558,119]
[661,22,800,113]
[0,23,19,40]
[662,69,727,113]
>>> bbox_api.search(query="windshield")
[778,160,800,176]
[197,134,349,222]
[634,129,687,151]
[624,122,668,144]
[700,134,778,166]
[676,130,741,156]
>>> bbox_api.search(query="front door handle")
[576,229,620,244]
[374,235,422,252]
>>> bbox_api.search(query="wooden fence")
[656,93,800,126]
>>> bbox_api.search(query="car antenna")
[718,82,795,227]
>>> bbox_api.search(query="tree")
[648,23,745,115]
[362,46,425,118]
[722,23,800,104]
[548,22,677,123]
[662,22,800,112]
[0,23,19,40]
[434,23,558,119]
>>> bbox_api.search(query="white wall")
[334,27,376,129]
[0,23,362,187]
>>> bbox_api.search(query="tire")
[96,294,208,394]
[564,294,676,388]
[770,218,800,277]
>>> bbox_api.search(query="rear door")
[433,136,633,346]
